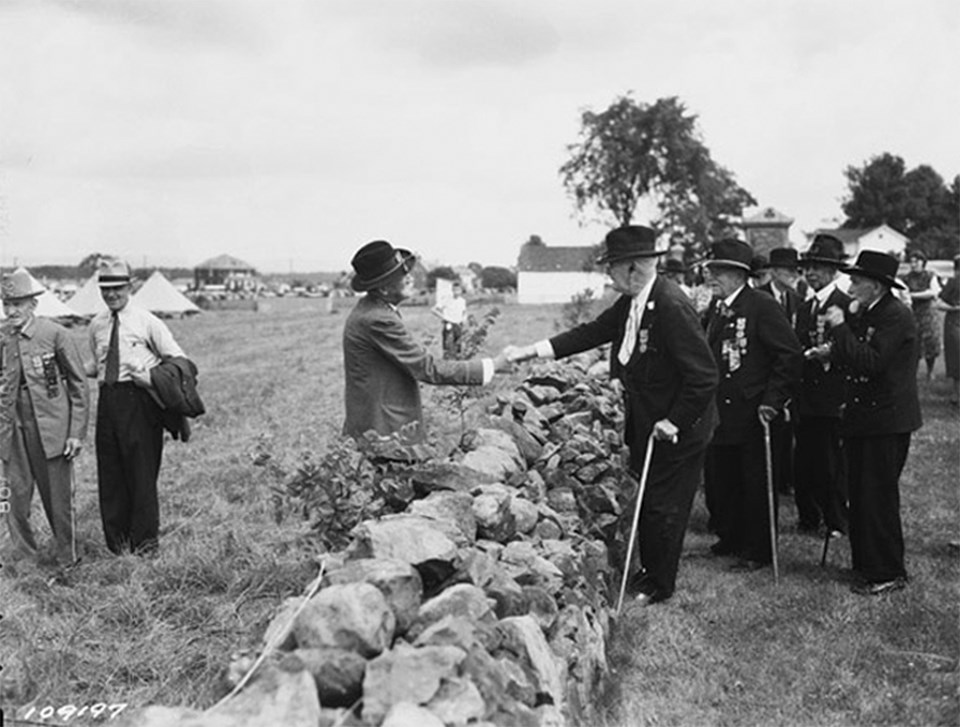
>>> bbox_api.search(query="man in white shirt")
[88,260,185,555]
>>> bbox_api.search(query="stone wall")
[119,354,633,727]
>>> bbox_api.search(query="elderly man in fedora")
[506,225,719,606]
[701,238,802,572]
[824,250,922,595]
[1,270,89,567]
[342,240,510,440]
[792,234,852,539]
[88,259,185,556]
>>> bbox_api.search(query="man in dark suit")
[507,225,719,605]
[792,234,851,537]
[824,250,922,595]
[342,240,509,439]
[757,246,805,497]
[702,239,803,571]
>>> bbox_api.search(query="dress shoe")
[850,578,907,596]
[728,558,767,572]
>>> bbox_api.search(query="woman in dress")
[900,250,942,380]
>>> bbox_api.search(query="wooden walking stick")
[820,528,832,567]
[616,433,656,616]
[761,417,780,585]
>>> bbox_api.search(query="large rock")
[362,642,467,724]
[410,583,497,639]
[510,497,539,534]
[472,484,518,543]
[323,557,423,636]
[462,445,523,480]
[381,703,445,727]
[462,428,525,468]
[282,648,366,707]
[293,582,395,658]
[426,676,486,724]
[489,415,544,465]
[500,541,564,594]
[498,615,566,712]
[408,462,499,495]
[348,515,458,566]
[408,490,477,546]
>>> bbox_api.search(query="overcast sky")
[1,0,958,273]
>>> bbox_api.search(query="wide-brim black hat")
[704,238,753,272]
[841,250,906,290]
[596,225,666,264]
[661,258,687,274]
[800,234,847,267]
[351,240,417,292]
[768,247,800,270]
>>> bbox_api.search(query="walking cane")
[761,417,780,585]
[616,433,656,616]
[819,529,832,567]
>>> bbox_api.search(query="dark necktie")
[104,312,120,384]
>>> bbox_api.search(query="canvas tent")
[132,270,200,316]
[0,267,79,320]
[66,274,108,317]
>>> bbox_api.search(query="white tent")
[0,267,79,320]
[66,274,108,317]
[132,270,200,316]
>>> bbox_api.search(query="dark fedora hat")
[768,247,799,270]
[351,240,416,292]
[596,225,666,265]
[704,238,753,272]
[661,258,687,274]
[800,234,847,267]
[749,253,769,276]
[842,250,906,290]
[1,269,44,302]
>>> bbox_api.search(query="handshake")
[491,343,538,373]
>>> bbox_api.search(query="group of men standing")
[1,260,189,570]
[342,227,922,604]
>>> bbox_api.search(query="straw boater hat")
[350,240,417,292]
[841,250,906,290]
[704,238,754,272]
[595,226,666,265]
[98,259,133,288]
[1,270,44,302]
[800,234,847,267]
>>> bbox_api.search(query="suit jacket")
[149,356,205,442]
[704,286,802,445]
[830,292,922,437]
[550,277,719,455]
[0,316,90,460]
[758,281,803,329]
[794,286,852,418]
[343,294,484,438]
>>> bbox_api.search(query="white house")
[805,224,910,259]
[516,242,608,304]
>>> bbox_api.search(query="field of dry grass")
[1,295,957,725]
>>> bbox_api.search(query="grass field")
[1,296,957,726]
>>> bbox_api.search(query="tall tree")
[559,95,755,254]
[841,152,909,230]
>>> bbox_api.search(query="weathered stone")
[510,497,539,534]
[323,557,423,636]
[284,647,365,707]
[408,490,477,546]
[381,702,445,727]
[520,469,547,503]
[500,541,564,593]
[545,487,578,515]
[522,586,559,631]
[497,654,537,706]
[521,383,561,405]
[260,597,301,651]
[498,615,566,712]
[411,583,497,638]
[533,518,563,541]
[539,538,583,580]
[472,491,518,543]
[457,547,499,589]
[426,676,486,724]
[483,570,528,618]
[462,445,522,480]
[408,462,498,495]
[463,427,524,464]
[362,642,467,724]
[348,515,458,566]
[412,614,489,652]
[293,582,395,658]
[489,415,544,465]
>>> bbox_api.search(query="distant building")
[740,207,795,256]
[804,224,910,259]
[516,241,607,304]
[194,254,258,292]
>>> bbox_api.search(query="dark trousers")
[625,437,707,600]
[441,323,462,359]
[705,428,777,563]
[793,416,847,532]
[845,433,910,583]
[96,383,164,554]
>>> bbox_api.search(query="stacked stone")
[121,354,631,727]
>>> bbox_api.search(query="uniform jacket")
[794,286,852,418]
[550,277,719,455]
[704,285,802,444]
[830,292,922,437]
[343,294,484,438]
[758,281,803,328]
[0,316,90,460]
